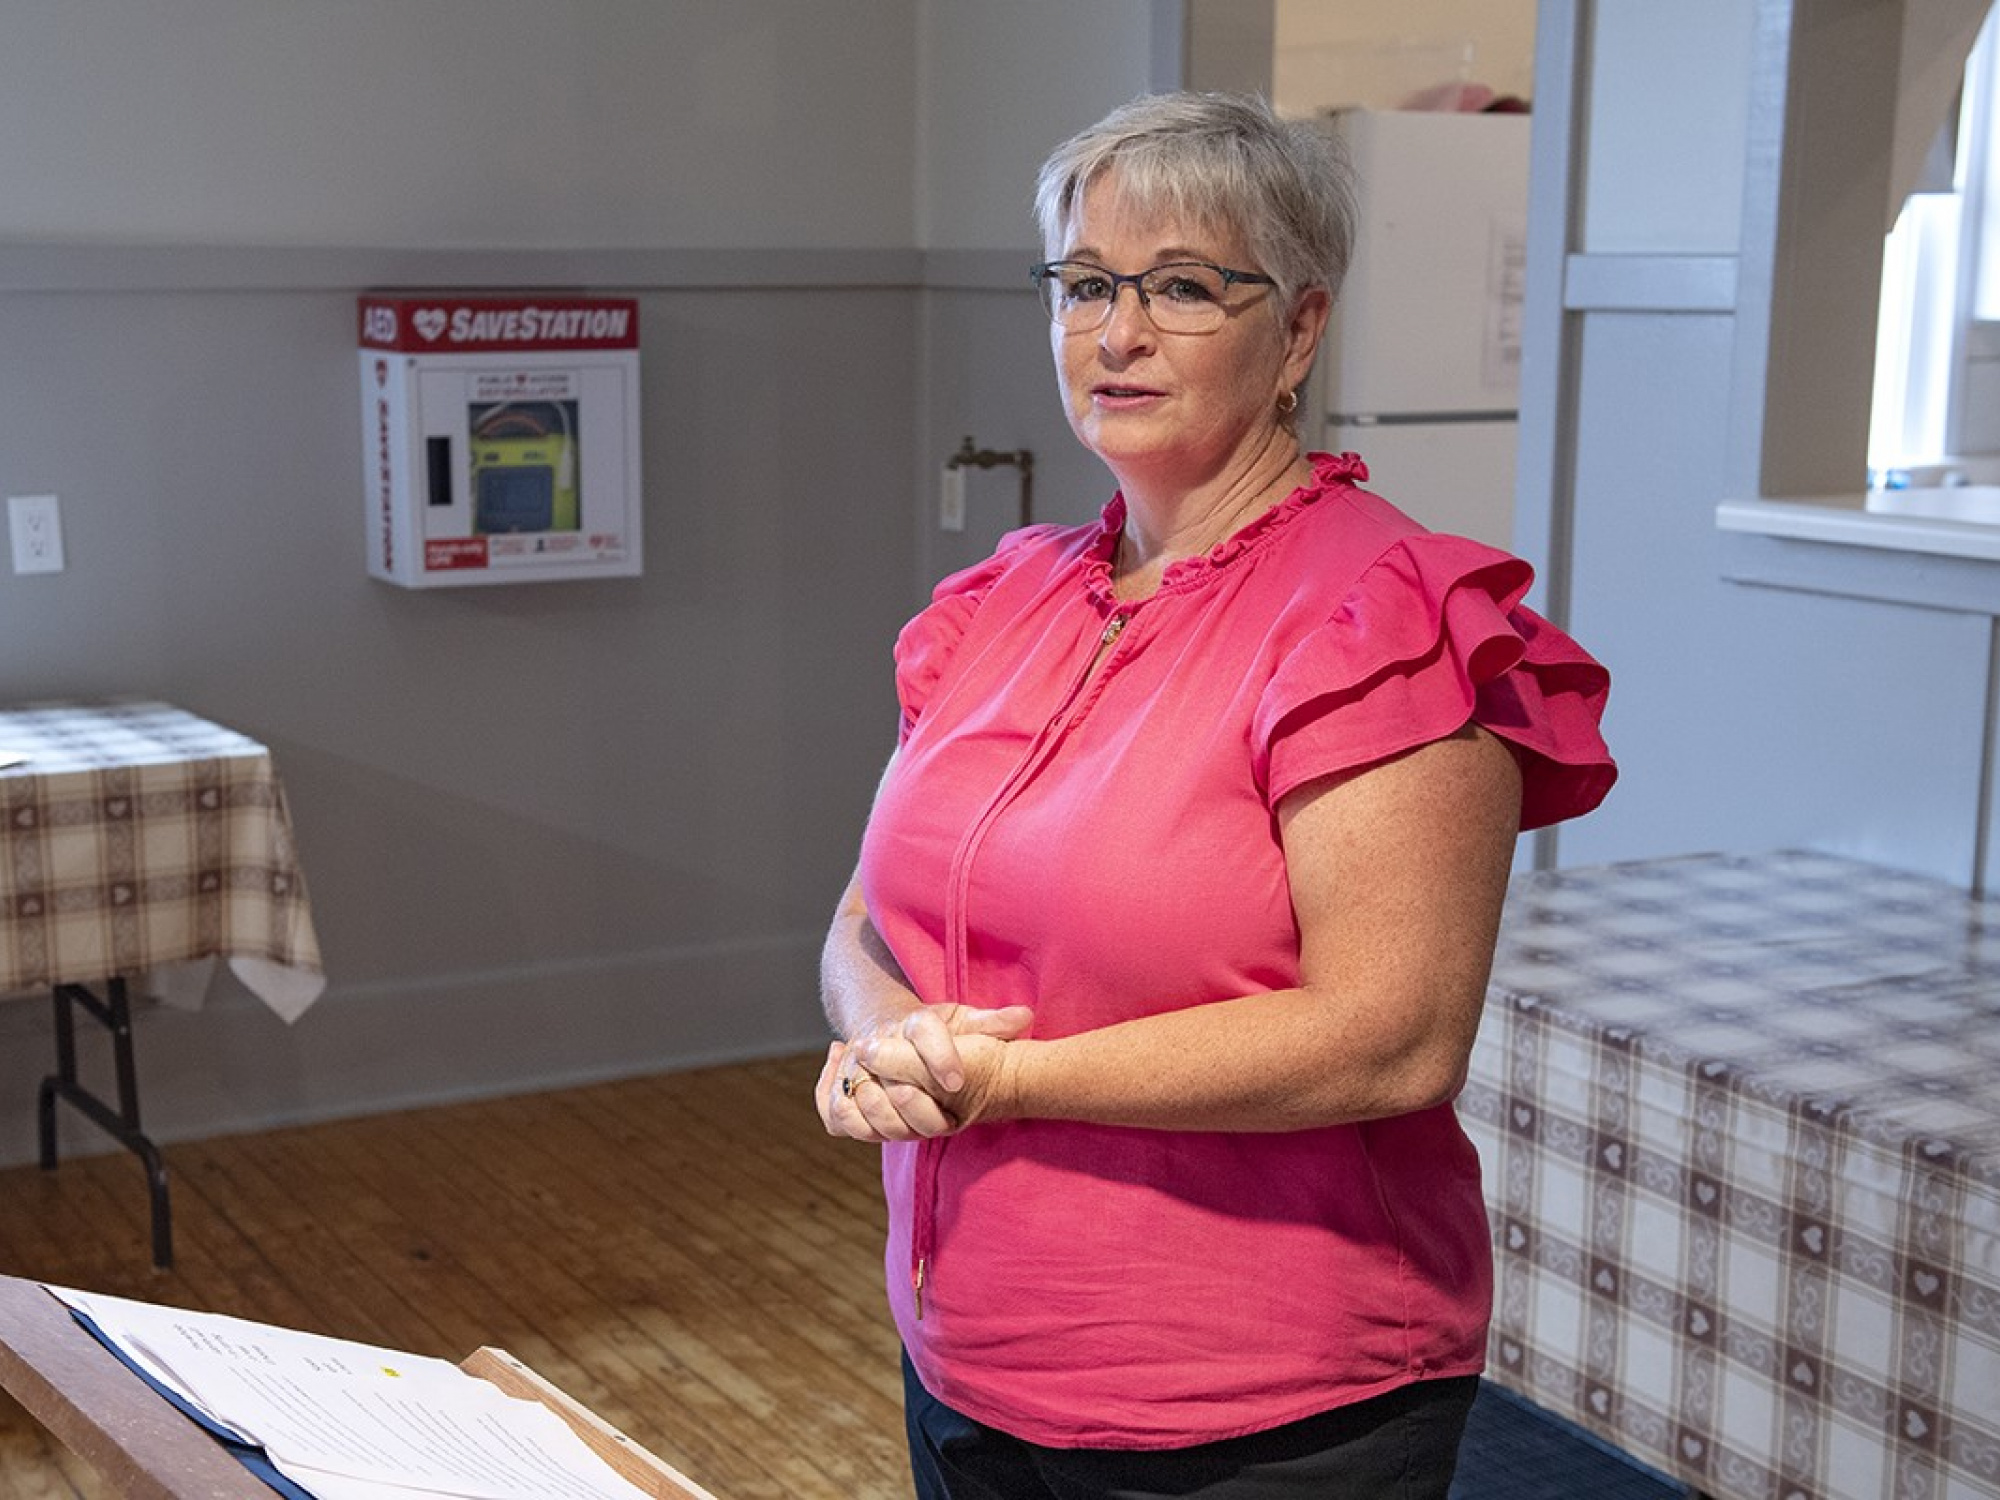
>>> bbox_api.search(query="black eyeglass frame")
[1028,259,1278,330]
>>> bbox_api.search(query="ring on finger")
[840,1071,867,1099]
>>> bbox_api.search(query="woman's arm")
[852,723,1522,1133]
[819,865,927,1048]
[815,752,1033,1140]
[817,869,1035,1139]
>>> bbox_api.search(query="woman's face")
[1049,175,1326,490]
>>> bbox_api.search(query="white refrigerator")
[1308,109,1532,550]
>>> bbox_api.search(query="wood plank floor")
[0,1052,911,1500]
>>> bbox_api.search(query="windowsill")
[1715,491,2000,613]
[1718,491,2000,561]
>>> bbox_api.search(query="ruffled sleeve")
[1252,533,1615,831]
[892,528,1049,744]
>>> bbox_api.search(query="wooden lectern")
[0,1275,719,1499]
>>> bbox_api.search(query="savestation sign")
[359,297,639,354]
[358,295,643,588]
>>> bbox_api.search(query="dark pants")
[904,1353,1477,1500]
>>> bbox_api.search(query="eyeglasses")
[1030,259,1276,334]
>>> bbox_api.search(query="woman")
[816,91,1615,1499]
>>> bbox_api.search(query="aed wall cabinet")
[359,295,643,587]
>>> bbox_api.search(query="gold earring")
[1277,390,1298,417]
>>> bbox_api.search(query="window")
[1870,3,2000,486]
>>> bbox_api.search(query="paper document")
[47,1286,655,1500]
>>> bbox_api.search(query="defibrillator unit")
[359,295,642,587]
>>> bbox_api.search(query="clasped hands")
[816,1003,1034,1142]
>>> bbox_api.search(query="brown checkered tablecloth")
[1461,849,2000,1500]
[0,700,323,1021]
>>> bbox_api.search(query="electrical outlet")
[8,495,64,575]
[939,466,967,533]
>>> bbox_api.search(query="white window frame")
[1871,3,2000,484]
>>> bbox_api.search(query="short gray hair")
[1033,91,1357,312]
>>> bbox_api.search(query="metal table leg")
[36,978,173,1270]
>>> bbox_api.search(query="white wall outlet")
[8,494,64,575]
[939,465,967,532]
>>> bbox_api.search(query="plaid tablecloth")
[0,700,324,1021]
[1461,850,2000,1500]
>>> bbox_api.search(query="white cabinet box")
[359,295,643,587]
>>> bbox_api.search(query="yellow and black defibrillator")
[468,400,579,534]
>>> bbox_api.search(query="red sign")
[360,296,639,353]
[425,537,490,571]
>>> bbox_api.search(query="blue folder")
[67,1306,315,1500]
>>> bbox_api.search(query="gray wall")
[0,2,919,248]
[911,2,1172,588]
[1520,0,2000,888]
[1555,308,1992,876]
[0,1,1178,1165]
[18,0,1988,1169]
[0,271,922,1164]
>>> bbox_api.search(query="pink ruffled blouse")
[860,452,1615,1450]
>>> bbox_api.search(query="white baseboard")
[0,934,828,1170]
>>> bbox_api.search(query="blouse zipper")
[913,604,1135,1324]
[913,1135,942,1321]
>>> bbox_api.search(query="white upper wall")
[916,0,1169,252]
[0,0,919,248]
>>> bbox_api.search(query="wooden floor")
[0,1052,911,1500]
